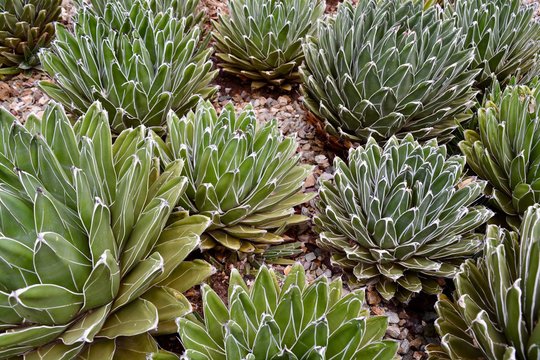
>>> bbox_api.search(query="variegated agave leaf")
[38,0,217,134]
[0,0,61,75]
[75,0,204,30]
[166,264,398,360]
[0,102,213,359]
[153,101,315,255]
[428,205,540,360]
[446,0,540,91]
[213,0,325,91]
[300,0,479,143]
[459,80,540,225]
[315,134,494,302]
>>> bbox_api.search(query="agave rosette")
[78,0,204,29]
[39,0,217,133]
[447,0,540,90]
[428,205,540,360]
[168,264,398,360]
[300,0,478,143]
[213,0,325,90]
[315,134,493,301]
[154,101,315,255]
[0,0,61,74]
[0,102,213,359]
[459,80,540,225]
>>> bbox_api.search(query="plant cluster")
[175,264,398,360]
[155,101,315,255]
[0,102,213,358]
[213,0,324,90]
[1,0,540,359]
[460,80,540,224]
[39,0,216,133]
[300,0,479,143]
[0,0,61,75]
[427,205,540,360]
[315,135,493,302]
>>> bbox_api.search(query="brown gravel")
[0,71,51,120]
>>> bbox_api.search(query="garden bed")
[1,0,540,358]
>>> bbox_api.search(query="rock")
[386,325,401,338]
[399,328,409,340]
[323,269,332,277]
[305,252,317,262]
[315,154,328,164]
[386,310,400,324]
[399,339,411,354]
[277,95,290,106]
[266,98,277,106]
[409,337,423,349]
[366,290,381,305]
[320,172,334,181]
[304,173,316,188]
[371,306,385,315]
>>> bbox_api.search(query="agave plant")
[446,0,540,91]
[163,264,398,360]
[39,0,217,134]
[459,80,540,226]
[0,0,61,75]
[213,0,325,90]
[76,0,204,30]
[153,101,315,255]
[427,205,540,360]
[315,134,494,302]
[0,102,213,359]
[300,0,478,143]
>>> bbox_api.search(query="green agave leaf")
[60,304,112,345]
[9,284,83,325]
[76,340,115,360]
[33,232,91,292]
[24,342,84,360]
[98,298,158,339]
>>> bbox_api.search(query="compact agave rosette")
[447,0,540,90]
[167,264,398,360]
[78,0,204,29]
[213,0,325,90]
[39,0,216,133]
[315,135,494,302]
[459,80,540,225]
[0,0,61,75]
[0,102,213,359]
[428,205,540,360]
[154,101,315,255]
[300,0,478,143]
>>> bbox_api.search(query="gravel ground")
[2,0,540,358]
